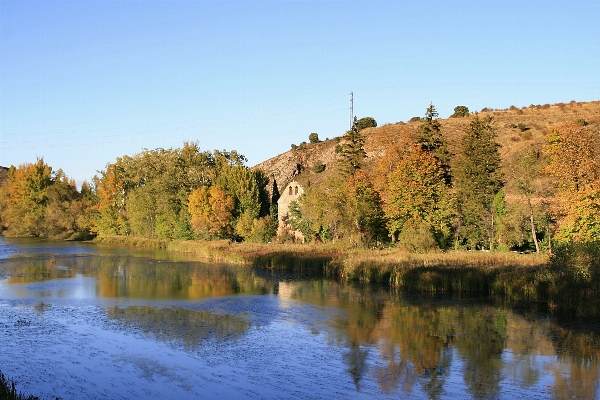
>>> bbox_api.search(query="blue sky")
[1,0,599,184]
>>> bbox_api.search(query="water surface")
[1,236,599,399]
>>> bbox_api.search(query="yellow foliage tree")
[188,185,234,239]
[544,122,600,242]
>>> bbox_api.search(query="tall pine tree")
[454,115,504,249]
[339,117,367,175]
[415,103,452,184]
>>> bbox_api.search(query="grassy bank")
[93,236,341,267]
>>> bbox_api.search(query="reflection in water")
[1,255,283,300]
[107,306,252,350]
[282,280,600,399]
[2,250,600,398]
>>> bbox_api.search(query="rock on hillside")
[0,166,8,185]
[255,100,600,196]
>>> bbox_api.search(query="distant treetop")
[450,106,470,118]
[356,117,377,131]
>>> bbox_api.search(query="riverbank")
[93,236,600,316]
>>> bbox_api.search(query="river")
[0,236,599,399]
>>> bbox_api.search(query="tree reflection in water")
[107,306,252,350]
[285,280,600,399]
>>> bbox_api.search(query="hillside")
[256,100,600,196]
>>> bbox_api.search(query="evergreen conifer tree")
[415,103,452,184]
[339,117,367,175]
[454,115,504,249]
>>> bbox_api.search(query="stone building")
[276,180,305,242]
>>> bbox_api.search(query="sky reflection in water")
[0,238,599,399]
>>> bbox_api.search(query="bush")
[309,133,319,143]
[356,117,377,131]
[291,144,298,150]
[312,161,326,173]
[410,116,422,122]
[575,118,588,126]
[517,123,529,132]
[396,219,438,253]
[451,106,470,118]
[247,216,277,243]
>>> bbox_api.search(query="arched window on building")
[289,186,293,195]
[295,186,298,195]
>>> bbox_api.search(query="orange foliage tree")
[188,185,235,239]
[544,122,600,242]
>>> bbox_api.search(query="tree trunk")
[527,198,540,253]
[490,208,495,251]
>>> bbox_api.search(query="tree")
[309,133,319,143]
[380,147,452,246]
[339,117,367,175]
[356,117,377,131]
[450,106,470,118]
[188,185,235,239]
[544,122,600,243]
[415,103,452,184]
[454,115,504,249]
[0,159,94,239]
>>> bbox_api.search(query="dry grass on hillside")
[255,100,600,197]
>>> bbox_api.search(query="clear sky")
[1,0,599,185]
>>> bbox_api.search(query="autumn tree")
[544,122,600,243]
[380,147,453,247]
[0,159,94,239]
[454,115,504,249]
[188,185,235,239]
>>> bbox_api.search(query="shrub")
[451,106,470,118]
[312,161,326,173]
[410,116,422,122]
[356,117,377,131]
[291,144,298,150]
[396,219,438,253]
[309,133,319,143]
[575,118,588,126]
[551,242,600,283]
[517,123,529,132]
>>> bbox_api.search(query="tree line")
[0,108,598,252]
[288,106,599,252]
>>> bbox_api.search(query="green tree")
[415,103,452,184]
[356,117,377,131]
[450,106,470,118]
[454,115,504,249]
[339,117,367,175]
[309,132,319,143]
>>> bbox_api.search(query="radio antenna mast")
[349,91,354,129]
